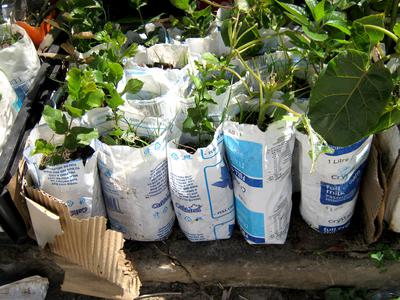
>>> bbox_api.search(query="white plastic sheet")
[0,70,19,156]
[296,131,372,233]
[223,119,295,244]
[0,24,40,105]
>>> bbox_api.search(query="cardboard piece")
[360,143,386,244]
[7,161,35,239]
[26,197,63,247]
[361,127,400,244]
[384,156,400,232]
[23,180,141,299]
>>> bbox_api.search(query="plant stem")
[364,24,399,43]
[198,0,233,9]
[270,101,302,118]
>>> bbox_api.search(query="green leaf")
[182,116,195,133]
[73,127,99,145]
[370,106,400,134]
[276,1,309,26]
[169,0,190,10]
[107,62,124,83]
[314,0,325,23]
[202,52,219,65]
[67,68,82,100]
[309,50,393,146]
[302,25,328,41]
[64,103,84,118]
[86,89,105,108]
[354,14,385,45]
[305,0,317,13]
[43,105,69,135]
[105,84,125,109]
[394,22,400,38]
[123,43,138,58]
[64,127,98,151]
[190,74,203,90]
[202,119,214,131]
[300,116,333,171]
[31,139,56,156]
[325,19,351,35]
[122,79,143,95]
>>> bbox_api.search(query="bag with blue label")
[24,125,106,219]
[223,119,295,244]
[96,130,175,241]
[0,70,19,157]
[296,131,372,234]
[0,24,40,105]
[167,125,235,242]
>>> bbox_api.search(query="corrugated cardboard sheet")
[23,181,141,299]
[361,126,400,244]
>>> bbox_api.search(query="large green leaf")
[67,68,82,100]
[309,50,393,146]
[276,1,309,26]
[43,105,69,135]
[122,79,143,95]
[353,14,385,46]
[31,139,56,156]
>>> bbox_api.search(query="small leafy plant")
[182,53,231,149]
[169,0,214,39]
[55,0,106,52]
[370,243,400,272]
[32,105,99,168]
[0,24,22,49]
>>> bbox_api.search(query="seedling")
[169,0,214,39]
[182,53,233,149]
[221,5,332,169]
[0,24,22,49]
[369,243,400,272]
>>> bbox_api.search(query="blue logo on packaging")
[175,203,202,213]
[326,138,367,156]
[212,164,233,189]
[318,220,351,234]
[320,163,366,206]
[224,136,263,188]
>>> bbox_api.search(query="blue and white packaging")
[167,126,235,242]
[24,125,106,219]
[223,119,295,244]
[96,131,175,241]
[0,24,40,105]
[296,131,372,234]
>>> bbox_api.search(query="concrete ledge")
[127,205,400,290]
[1,202,399,293]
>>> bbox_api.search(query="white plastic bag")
[296,131,372,233]
[24,125,106,219]
[223,119,295,244]
[0,70,19,157]
[127,43,189,69]
[0,24,40,105]
[167,126,235,241]
[186,28,231,58]
[119,65,188,137]
[95,132,175,241]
